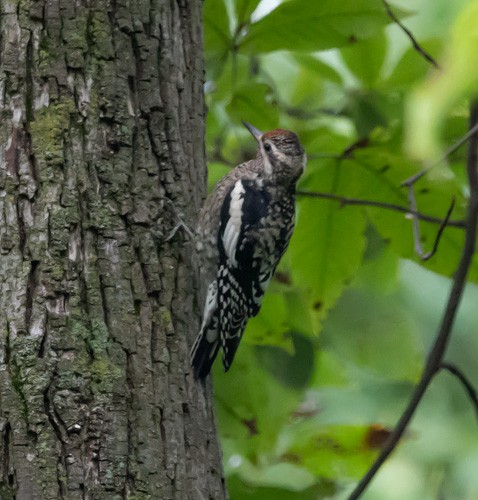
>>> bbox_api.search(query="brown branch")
[406,180,455,260]
[441,362,478,421]
[340,138,370,159]
[383,0,439,69]
[348,101,478,499]
[419,198,455,261]
[398,113,478,261]
[296,190,466,228]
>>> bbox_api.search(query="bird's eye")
[264,143,272,152]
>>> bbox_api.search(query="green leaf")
[347,91,389,136]
[231,460,316,491]
[311,349,349,387]
[226,82,280,130]
[204,0,231,76]
[406,0,478,160]
[207,54,252,101]
[260,53,343,112]
[341,31,387,86]
[282,424,378,479]
[239,0,408,54]
[255,333,315,390]
[283,287,318,337]
[214,343,301,452]
[207,162,232,191]
[259,53,327,111]
[289,160,367,327]
[234,0,261,25]
[391,0,469,41]
[383,39,441,89]
[227,475,336,500]
[245,292,293,351]
[355,230,400,295]
[293,55,343,85]
[322,286,423,382]
[348,143,478,282]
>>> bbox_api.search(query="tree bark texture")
[0,1,225,498]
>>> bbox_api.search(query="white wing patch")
[222,180,245,266]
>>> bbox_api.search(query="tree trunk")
[0,1,225,498]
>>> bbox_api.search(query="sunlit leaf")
[406,0,478,160]
[239,0,409,53]
[289,160,367,328]
[384,39,441,89]
[234,0,261,25]
[281,423,378,479]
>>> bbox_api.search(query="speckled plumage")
[191,124,306,378]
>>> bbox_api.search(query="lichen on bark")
[0,1,225,499]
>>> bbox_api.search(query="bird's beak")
[242,121,263,143]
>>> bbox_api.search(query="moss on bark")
[0,1,225,498]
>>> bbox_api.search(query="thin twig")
[407,184,423,255]
[161,197,194,241]
[420,198,456,261]
[340,138,370,159]
[406,181,456,259]
[441,362,478,421]
[348,102,478,499]
[383,0,439,69]
[297,190,465,228]
[402,122,478,187]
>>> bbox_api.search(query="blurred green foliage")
[203,0,478,497]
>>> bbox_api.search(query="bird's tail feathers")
[190,327,220,379]
[217,266,251,371]
[191,281,220,379]
[221,316,248,371]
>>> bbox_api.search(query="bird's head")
[243,121,306,186]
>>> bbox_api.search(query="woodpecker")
[191,122,306,378]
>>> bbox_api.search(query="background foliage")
[203,0,478,498]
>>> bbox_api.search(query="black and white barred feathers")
[191,122,306,378]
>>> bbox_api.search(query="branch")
[441,362,478,421]
[348,101,478,499]
[383,0,439,69]
[419,198,455,261]
[296,190,466,228]
[402,121,478,188]
[406,181,455,260]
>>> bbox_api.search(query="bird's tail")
[221,316,248,372]
[191,281,220,379]
[217,266,250,371]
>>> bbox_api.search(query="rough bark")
[0,1,225,498]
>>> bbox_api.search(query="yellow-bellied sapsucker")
[191,122,306,378]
